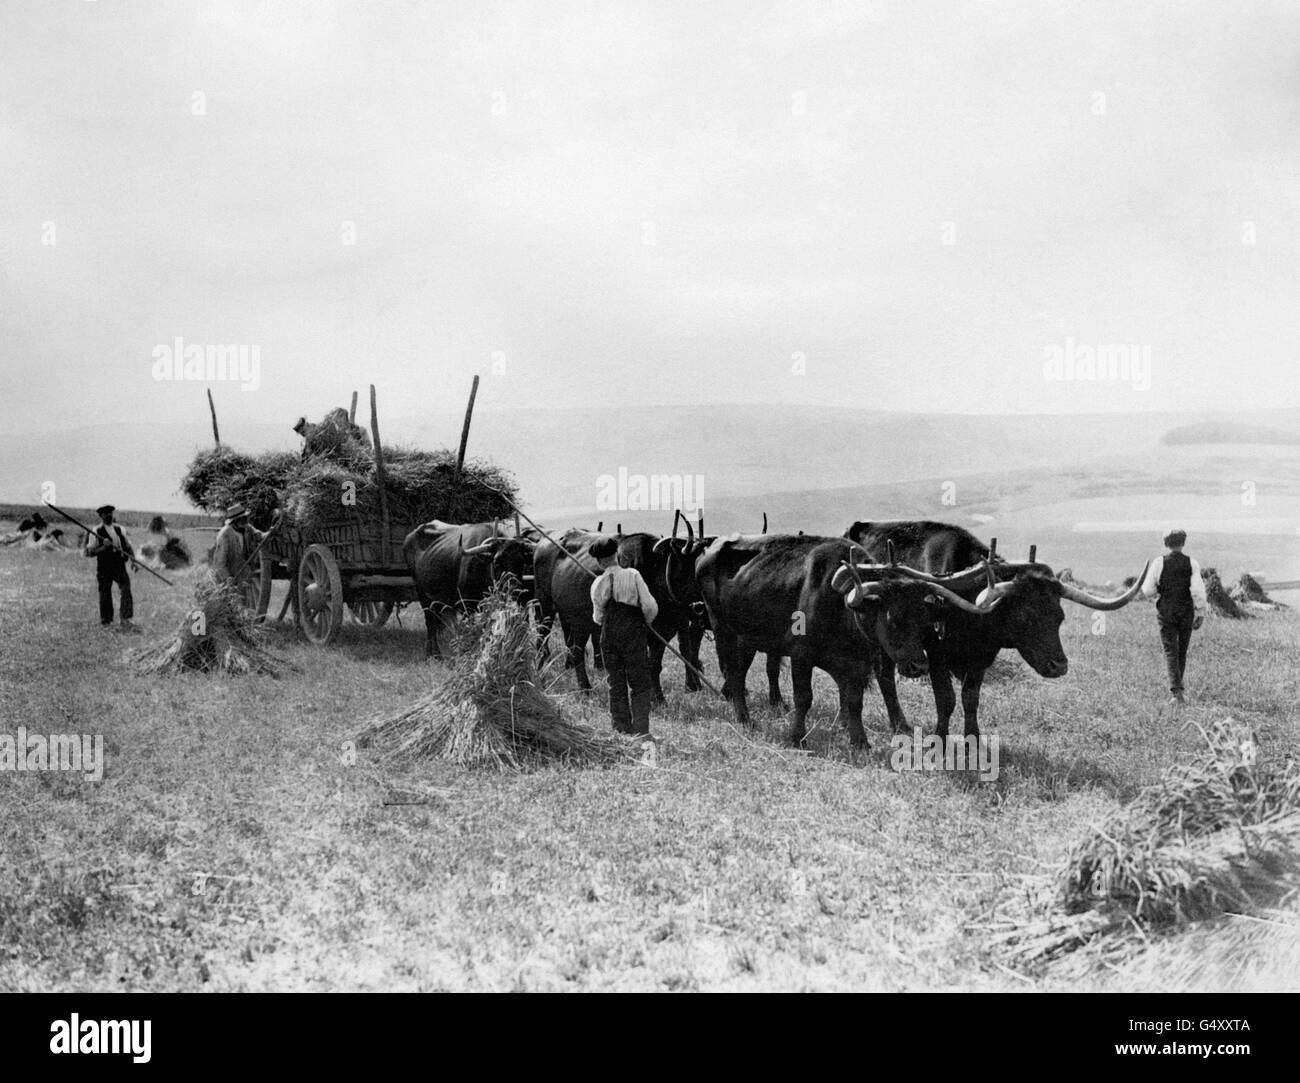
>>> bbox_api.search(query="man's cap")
[95,504,115,517]
[589,537,618,561]
[225,502,251,522]
[1163,527,1187,548]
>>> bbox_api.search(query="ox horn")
[462,540,495,555]
[927,581,1003,615]
[761,512,768,534]
[1057,561,1151,610]
[681,512,694,546]
[1029,544,1037,563]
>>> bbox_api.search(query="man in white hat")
[1139,527,1207,706]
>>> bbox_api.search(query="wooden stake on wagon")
[207,388,221,445]
[369,385,390,558]
[349,390,358,424]
[451,374,480,520]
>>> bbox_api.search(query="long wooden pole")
[349,390,358,424]
[451,374,480,521]
[207,389,221,445]
[369,385,390,558]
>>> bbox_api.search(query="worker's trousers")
[599,602,652,735]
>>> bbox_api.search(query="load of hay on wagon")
[179,406,518,533]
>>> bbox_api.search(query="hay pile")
[282,446,515,534]
[1202,566,1249,619]
[131,575,294,677]
[180,447,297,529]
[356,586,640,770]
[181,408,518,534]
[992,720,1300,965]
[1231,573,1286,609]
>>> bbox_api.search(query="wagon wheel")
[348,599,394,626]
[297,544,345,645]
[255,551,275,620]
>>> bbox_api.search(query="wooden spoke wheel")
[348,599,394,626]
[297,545,344,645]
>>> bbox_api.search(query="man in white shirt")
[1139,528,1207,706]
[590,540,659,736]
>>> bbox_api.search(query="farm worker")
[590,539,659,737]
[211,503,276,601]
[1139,528,1207,706]
[84,504,140,633]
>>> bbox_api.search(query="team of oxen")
[402,514,1148,750]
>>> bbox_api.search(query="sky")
[2,0,1299,430]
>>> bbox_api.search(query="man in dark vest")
[590,538,659,737]
[1140,528,1207,705]
[84,504,140,633]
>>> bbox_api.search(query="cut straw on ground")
[355,585,641,770]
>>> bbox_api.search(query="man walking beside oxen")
[1140,527,1207,707]
[590,538,659,738]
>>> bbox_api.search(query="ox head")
[651,510,710,604]
[833,556,1008,678]
[963,558,1150,678]
[462,534,536,600]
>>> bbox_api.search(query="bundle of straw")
[131,575,295,677]
[356,586,639,769]
[1061,718,1300,924]
[1202,566,1250,619]
[989,720,1300,965]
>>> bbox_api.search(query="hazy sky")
[2,0,1298,429]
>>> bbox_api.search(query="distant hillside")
[1162,421,1300,446]
[0,405,1238,517]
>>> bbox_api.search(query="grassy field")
[2,533,1298,992]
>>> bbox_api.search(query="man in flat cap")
[83,504,140,633]
[1140,528,1207,706]
[211,503,277,607]
[590,537,659,738]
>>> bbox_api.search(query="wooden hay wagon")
[256,514,420,646]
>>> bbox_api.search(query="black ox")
[843,520,1147,740]
[532,526,705,701]
[695,533,1001,748]
[403,520,535,658]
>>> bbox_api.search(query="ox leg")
[875,656,910,734]
[680,617,704,694]
[960,670,984,739]
[561,619,593,691]
[766,653,788,710]
[421,603,444,659]
[838,679,869,750]
[647,630,667,704]
[787,657,815,746]
[929,660,957,742]
[714,630,753,728]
